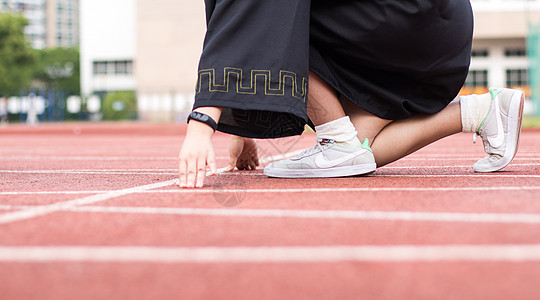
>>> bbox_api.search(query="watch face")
[189,112,216,131]
[192,112,207,122]
[199,114,209,122]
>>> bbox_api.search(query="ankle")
[460,93,492,133]
[334,136,362,148]
[315,115,356,138]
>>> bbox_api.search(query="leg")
[307,71,345,126]
[308,71,391,143]
[266,73,523,176]
[343,101,461,167]
[309,72,461,168]
[325,84,522,171]
[264,72,377,178]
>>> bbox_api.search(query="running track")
[1,122,540,299]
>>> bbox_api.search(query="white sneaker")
[264,138,376,178]
[472,88,524,173]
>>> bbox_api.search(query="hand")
[224,136,260,172]
[178,122,217,188]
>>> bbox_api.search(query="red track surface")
[1,122,540,300]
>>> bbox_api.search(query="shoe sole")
[264,163,377,178]
[474,90,524,173]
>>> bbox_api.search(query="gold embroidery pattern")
[196,67,308,102]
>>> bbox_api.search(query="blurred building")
[0,0,79,49]
[79,0,136,98]
[135,0,205,122]
[46,0,79,47]
[467,0,540,98]
[79,0,540,121]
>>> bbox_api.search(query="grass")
[524,115,540,129]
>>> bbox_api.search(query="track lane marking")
[1,205,539,224]
[1,155,539,162]
[0,170,178,175]
[2,185,540,196]
[0,155,178,161]
[1,244,540,263]
[2,169,540,178]
[1,144,538,225]
[0,179,177,225]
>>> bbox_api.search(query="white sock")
[460,93,492,133]
[315,116,362,148]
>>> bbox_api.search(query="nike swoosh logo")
[487,95,505,148]
[313,150,366,168]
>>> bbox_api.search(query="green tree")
[0,13,35,96]
[32,47,80,94]
[102,91,137,120]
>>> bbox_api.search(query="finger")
[227,155,238,172]
[178,156,187,188]
[253,155,260,167]
[228,136,243,171]
[195,154,207,188]
[248,159,258,170]
[186,157,197,188]
[224,153,236,172]
[223,164,235,172]
[207,148,217,175]
[237,160,247,170]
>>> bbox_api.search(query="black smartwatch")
[187,111,218,132]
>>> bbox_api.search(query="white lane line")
[374,174,540,178]
[183,186,540,193]
[0,191,109,195]
[1,169,178,172]
[2,185,540,196]
[4,205,540,224]
[0,179,178,225]
[0,170,177,175]
[1,244,540,263]
[0,156,177,161]
[52,206,540,224]
[381,163,540,169]
[399,157,540,161]
[1,155,538,162]
[2,169,540,179]
[404,153,540,158]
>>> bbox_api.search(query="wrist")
[187,111,217,132]
[192,107,222,123]
[186,107,223,138]
[186,120,215,137]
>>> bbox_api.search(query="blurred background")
[1,0,540,125]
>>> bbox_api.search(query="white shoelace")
[473,132,479,144]
[295,139,332,158]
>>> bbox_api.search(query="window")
[471,49,489,57]
[464,70,489,88]
[505,48,527,57]
[93,62,108,75]
[115,61,133,74]
[506,69,529,87]
[93,60,134,75]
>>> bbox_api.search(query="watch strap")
[187,111,218,132]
